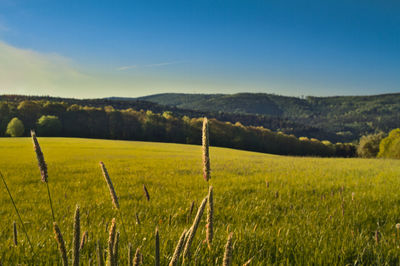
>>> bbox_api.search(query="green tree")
[357,132,386,158]
[378,129,400,159]
[37,115,62,136]
[6,117,25,137]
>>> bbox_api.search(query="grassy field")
[1,137,400,265]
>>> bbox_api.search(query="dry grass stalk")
[155,228,160,266]
[202,117,211,181]
[53,222,68,266]
[80,231,88,251]
[169,228,187,266]
[107,218,116,266]
[97,240,105,266]
[206,186,213,247]
[223,233,233,266]
[13,221,17,246]
[99,162,119,209]
[143,184,150,201]
[183,195,208,261]
[73,205,80,266]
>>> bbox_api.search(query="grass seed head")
[183,195,208,260]
[113,231,120,265]
[31,130,48,183]
[73,205,80,266]
[169,228,187,266]
[143,184,150,201]
[53,222,68,266]
[202,117,211,181]
[223,232,234,266]
[107,218,116,266]
[155,227,160,266]
[99,162,120,209]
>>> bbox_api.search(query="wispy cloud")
[116,65,138,71]
[145,61,185,67]
[117,61,185,71]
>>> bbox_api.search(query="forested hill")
[0,94,356,157]
[136,92,400,142]
[1,95,335,142]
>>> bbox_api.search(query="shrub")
[6,117,25,137]
[357,132,386,158]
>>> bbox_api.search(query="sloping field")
[1,138,400,264]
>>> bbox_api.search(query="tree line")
[0,99,356,157]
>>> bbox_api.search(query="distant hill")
[137,92,400,141]
[1,94,333,142]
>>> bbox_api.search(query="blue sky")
[0,0,399,98]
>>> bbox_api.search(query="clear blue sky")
[0,0,399,98]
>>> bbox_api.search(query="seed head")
[169,228,187,266]
[223,233,233,266]
[73,205,80,266]
[202,117,211,181]
[53,222,68,266]
[183,195,208,260]
[143,184,150,201]
[31,130,48,183]
[99,162,120,209]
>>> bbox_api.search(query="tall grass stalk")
[73,205,80,266]
[206,186,213,247]
[53,222,68,266]
[155,227,160,266]
[169,228,187,266]
[31,130,55,221]
[202,117,211,181]
[99,162,127,238]
[107,218,116,266]
[113,232,120,266]
[183,195,208,261]
[223,233,233,266]
[97,240,105,266]
[0,171,33,251]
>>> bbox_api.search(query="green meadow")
[1,137,400,265]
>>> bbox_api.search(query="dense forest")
[137,92,400,142]
[0,95,355,157]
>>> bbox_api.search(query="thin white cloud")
[145,61,185,67]
[116,65,138,71]
[117,61,185,71]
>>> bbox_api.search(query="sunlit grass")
[1,137,400,264]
